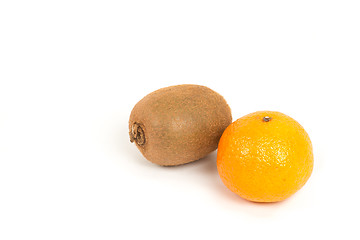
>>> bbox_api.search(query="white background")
[1,1,360,239]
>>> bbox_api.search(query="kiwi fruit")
[129,84,232,166]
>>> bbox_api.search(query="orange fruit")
[217,111,313,202]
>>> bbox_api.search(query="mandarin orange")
[217,111,313,202]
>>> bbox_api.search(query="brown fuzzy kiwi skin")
[129,84,232,166]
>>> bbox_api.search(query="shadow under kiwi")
[155,151,247,202]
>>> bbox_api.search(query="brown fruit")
[129,84,232,166]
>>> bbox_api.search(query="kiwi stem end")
[130,123,145,146]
